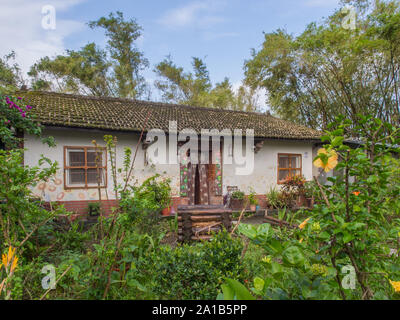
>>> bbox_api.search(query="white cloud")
[158,0,227,29]
[0,0,85,77]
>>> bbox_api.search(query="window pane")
[279,156,289,169]
[279,170,289,182]
[87,168,103,184]
[69,151,85,167]
[87,151,103,167]
[69,168,85,184]
[290,155,301,169]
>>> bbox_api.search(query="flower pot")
[250,204,257,212]
[161,207,171,216]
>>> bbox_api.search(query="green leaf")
[253,277,265,292]
[224,278,256,300]
[221,284,235,300]
[282,246,305,266]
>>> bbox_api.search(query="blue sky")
[0,0,341,99]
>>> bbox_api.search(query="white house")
[20,91,323,215]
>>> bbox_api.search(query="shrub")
[231,190,245,200]
[152,231,243,300]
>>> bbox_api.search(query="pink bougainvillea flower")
[21,113,26,118]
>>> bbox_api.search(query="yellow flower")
[390,280,400,293]
[313,148,338,173]
[262,256,271,263]
[299,218,311,230]
[299,238,304,243]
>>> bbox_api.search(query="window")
[64,146,107,189]
[277,153,302,184]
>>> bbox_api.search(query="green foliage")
[0,149,60,248]
[152,230,244,300]
[248,189,258,206]
[266,187,282,209]
[0,94,55,148]
[119,174,171,235]
[231,190,245,200]
[230,114,400,300]
[154,55,259,111]
[30,11,149,99]
[244,0,400,129]
[88,11,149,98]
[29,43,111,96]
[0,52,23,90]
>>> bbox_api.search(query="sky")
[0,0,341,102]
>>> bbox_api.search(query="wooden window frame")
[277,153,302,184]
[63,146,107,190]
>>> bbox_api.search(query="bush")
[231,190,245,200]
[152,231,244,300]
[119,175,171,235]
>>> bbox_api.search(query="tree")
[154,56,259,111]
[29,43,111,96]
[88,11,149,99]
[244,0,400,130]
[0,52,24,91]
[30,12,150,99]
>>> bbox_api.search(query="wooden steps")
[177,205,232,242]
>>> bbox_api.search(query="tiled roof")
[18,91,321,140]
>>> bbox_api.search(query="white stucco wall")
[24,128,180,202]
[25,128,316,201]
[223,139,314,195]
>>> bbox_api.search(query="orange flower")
[299,218,311,230]
[353,191,360,196]
[313,148,338,173]
[1,246,18,272]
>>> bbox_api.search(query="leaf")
[224,278,256,300]
[282,246,305,266]
[271,262,283,275]
[342,232,354,244]
[220,283,235,300]
[253,277,265,292]
[331,136,344,147]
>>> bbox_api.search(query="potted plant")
[266,187,283,210]
[304,181,316,208]
[230,190,245,210]
[157,178,172,216]
[248,189,258,212]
